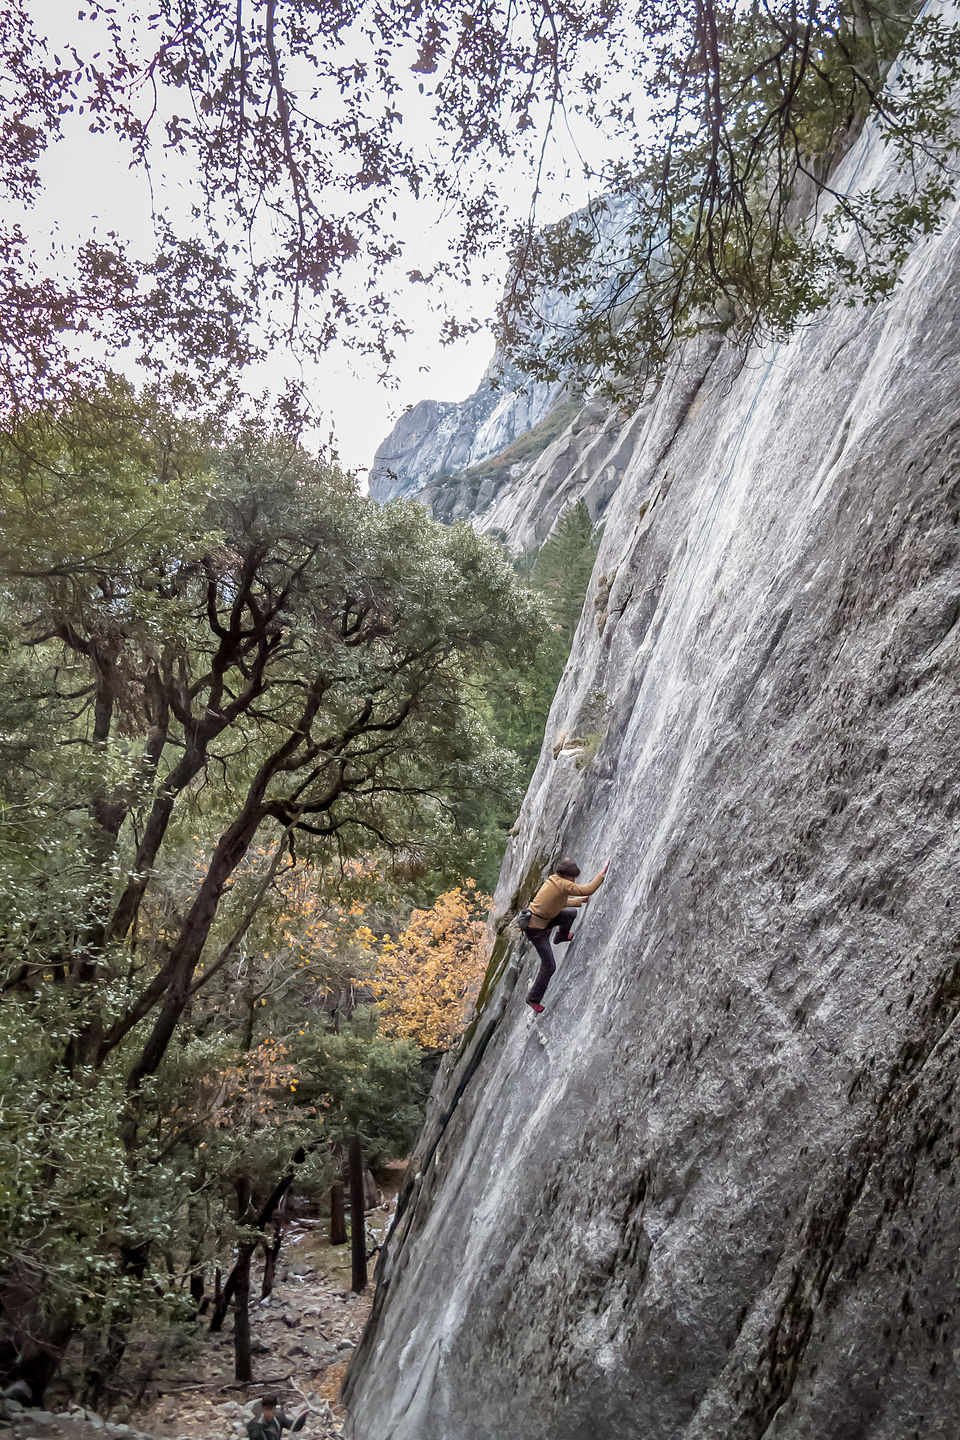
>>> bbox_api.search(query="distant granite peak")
[368,355,566,507]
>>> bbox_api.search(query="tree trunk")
[363,1168,380,1210]
[241,992,256,1052]
[209,1275,230,1334]
[81,1239,149,1407]
[188,1197,206,1309]
[348,1135,367,1293]
[329,1183,347,1246]
[260,1214,285,1301]
[233,1244,254,1384]
[210,1160,302,1331]
[1,1310,75,1403]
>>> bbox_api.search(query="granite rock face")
[419,393,644,552]
[371,375,641,552]
[366,361,565,504]
[368,357,567,504]
[344,103,960,1440]
[368,200,638,529]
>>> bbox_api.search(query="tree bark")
[260,1212,286,1301]
[348,1135,367,1293]
[232,1177,254,1385]
[119,685,328,1127]
[233,1244,254,1384]
[81,1239,149,1407]
[188,1196,206,1308]
[329,1183,347,1246]
[1,1311,74,1403]
[210,1158,303,1331]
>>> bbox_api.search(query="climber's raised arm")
[568,858,610,898]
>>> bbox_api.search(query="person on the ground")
[525,856,609,1013]
[246,1396,307,1440]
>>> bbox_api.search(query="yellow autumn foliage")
[369,883,491,1049]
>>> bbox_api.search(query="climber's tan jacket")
[527,871,605,927]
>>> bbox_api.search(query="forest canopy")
[0,390,542,1395]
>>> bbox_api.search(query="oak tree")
[0,389,541,1391]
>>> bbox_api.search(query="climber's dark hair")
[261,1398,278,1410]
[555,857,581,879]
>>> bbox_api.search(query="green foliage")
[0,1009,194,1352]
[299,1012,430,1165]
[0,383,545,1395]
[533,501,600,641]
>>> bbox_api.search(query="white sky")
[27,127,494,474]
[21,4,625,476]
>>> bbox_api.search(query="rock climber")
[246,1396,307,1440]
[524,856,609,1013]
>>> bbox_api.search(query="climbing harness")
[516,875,566,933]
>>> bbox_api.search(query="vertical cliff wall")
[344,92,960,1440]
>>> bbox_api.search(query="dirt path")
[2,1176,402,1440]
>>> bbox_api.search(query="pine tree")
[533,501,600,640]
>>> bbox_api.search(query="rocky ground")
[2,1174,401,1440]
[141,1256,376,1440]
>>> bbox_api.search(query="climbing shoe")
[527,1001,545,1015]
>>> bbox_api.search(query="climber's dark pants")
[526,908,577,1004]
